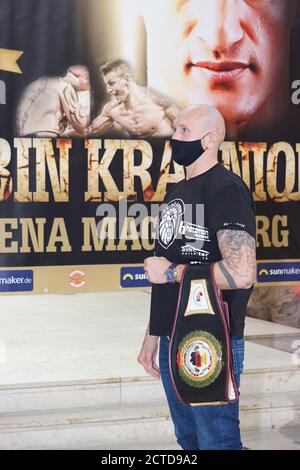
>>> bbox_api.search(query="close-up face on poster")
[0,0,299,298]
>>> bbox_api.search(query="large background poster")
[0,0,300,316]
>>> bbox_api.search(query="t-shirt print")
[158,198,185,249]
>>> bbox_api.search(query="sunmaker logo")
[120,267,151,288]
[0,270,33,292]
[257,262,300,283]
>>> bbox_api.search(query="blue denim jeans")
[159,335,245,450]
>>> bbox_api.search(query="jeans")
[159,335,245,450]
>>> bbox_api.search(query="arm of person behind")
[88,102,114,136]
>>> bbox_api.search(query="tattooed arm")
[213,229,257,289]
[60,82,90,136]
[174,229,256,288]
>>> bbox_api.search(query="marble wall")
[247,286,300,329]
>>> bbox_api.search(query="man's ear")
[204,131,216,149]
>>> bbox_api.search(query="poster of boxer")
[0,0,299,320]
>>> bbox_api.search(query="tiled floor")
[243,426,300,450]
[0,291,299,385]
[0,290,299,450]
[72,426,300,450]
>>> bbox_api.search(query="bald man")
[138,105,256,450]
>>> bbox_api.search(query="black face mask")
[169,133,209,167]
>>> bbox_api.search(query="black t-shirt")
[149,162,256,339]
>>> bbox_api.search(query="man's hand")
[137,327,160,379]
[144,256,171,284]
[88,114,113,136]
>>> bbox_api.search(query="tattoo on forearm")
[218,260,238,288]
[217,229,256,287]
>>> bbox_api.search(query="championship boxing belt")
[169,263,239,406]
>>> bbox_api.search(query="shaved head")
[173,104,226,147]
[68,65,89,78]
[65,65,90,92]
[182,105,225,135]
[171,104,226,174]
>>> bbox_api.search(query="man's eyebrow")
[178,123,189,130]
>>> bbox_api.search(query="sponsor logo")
[158,199,184,249]
[177,330,222,388]
[181,244,210,261]
[223,222,245,229]
[257,262,300,283]
[0,270,33,292]
[120,267,151,288]
[69,270,86,288]
[178,221,210,242]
